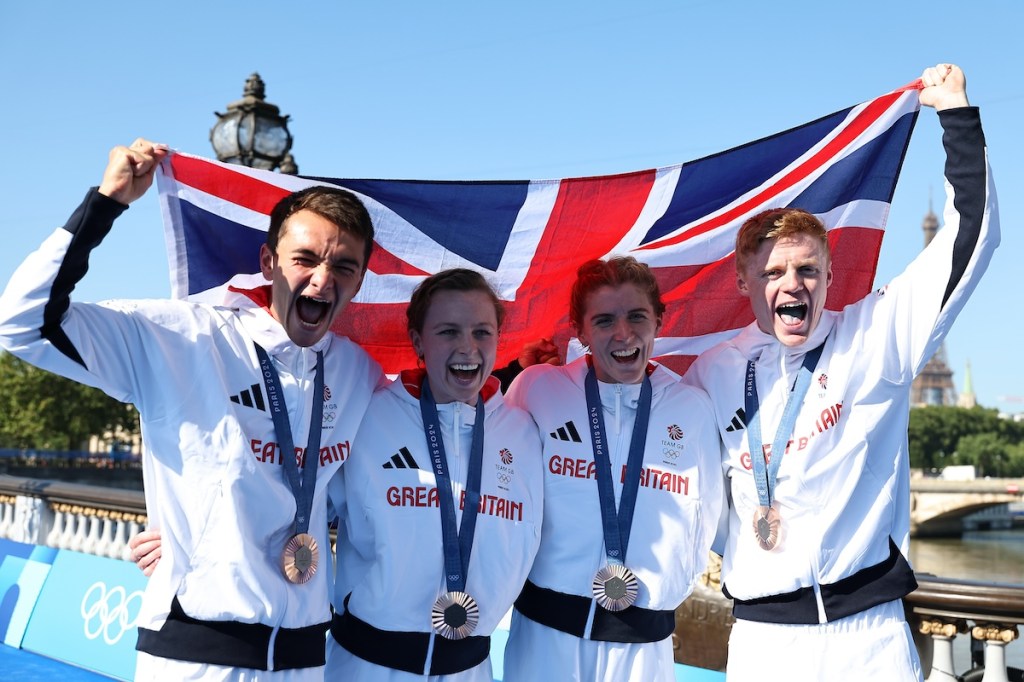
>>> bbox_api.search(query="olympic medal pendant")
[592,563,639,612]
[752,506,782,551]
[282,533,319,584]
[431,591,479,640]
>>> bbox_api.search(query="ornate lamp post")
[210,73,298,173]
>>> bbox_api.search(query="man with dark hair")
[683,64,998,681]
[0,139,384,680]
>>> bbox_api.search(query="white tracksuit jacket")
[0,190,383,679]
[502,357,723,682]
[683,108,998,625]
[326,369,543,681]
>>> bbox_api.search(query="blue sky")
[0,1,1020,413]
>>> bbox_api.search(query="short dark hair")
[569,256,665,332]
[266,186,375,269]
[735,208,829,273]
[406,268,506,334]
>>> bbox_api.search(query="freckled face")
[737,233,833,347]
[576,283,661,384]
[409,289,499,406]
[259,209,366,347]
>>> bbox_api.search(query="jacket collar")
[225,284,333,359]
[731,310,837,364]
[395,367,502,415]
[567,355,677,399]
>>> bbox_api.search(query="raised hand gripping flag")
[156,80,922,376]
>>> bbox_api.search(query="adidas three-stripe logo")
[550,421,582,443]
[230,383,266,411]
[725,408,746,433]
[382,447,420,470]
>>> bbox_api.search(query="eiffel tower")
[910,200,958,407]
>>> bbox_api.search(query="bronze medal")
[282,532,319,584]
[592,563,639,611]
[752,506,781,551]
[431,591,479,640]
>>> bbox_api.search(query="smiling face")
[259,209,366,347]
[409,288,499,406]
[577,283,661,384]
[737,232,833,347]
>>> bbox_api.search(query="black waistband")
[135,597,328,670]
[330,595,490,676]
[514,580,676,643]
[724,538,919,625]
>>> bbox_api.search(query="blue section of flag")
[642,108,852,245]
[792,111,917,211]
[333,178,531,271]
[180,201,266,294]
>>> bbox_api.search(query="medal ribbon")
[744,342,825,508]
[419,378,485,594]
[255,344,324,536]
[583,366,653,566]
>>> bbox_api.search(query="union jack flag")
[156,80,922,376]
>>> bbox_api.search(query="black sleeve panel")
[938,107,987,310]
[41,188,128,366]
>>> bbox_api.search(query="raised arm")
[0,139,169,392]
[871,63,998,381]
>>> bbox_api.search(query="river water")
[910,527,1024,675]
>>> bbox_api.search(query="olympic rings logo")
[80,581,144,645]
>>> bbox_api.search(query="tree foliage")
[908,405,1024,476]
[0,353,139,451]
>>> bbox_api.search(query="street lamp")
[210,73,298,173]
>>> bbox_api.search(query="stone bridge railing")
[0,474,146,560]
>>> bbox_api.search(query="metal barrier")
[907,575,1023,682]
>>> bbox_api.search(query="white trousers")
[134,652,325,682]
[502,609,676,682]
[725,599,922,682]
[323,636,494,682]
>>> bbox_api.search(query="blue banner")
[0,539,57,647]
[21,549,146,681]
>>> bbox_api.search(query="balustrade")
[0,475,146,562]
[906,575,1024,682]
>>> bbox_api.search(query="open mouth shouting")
[776,302,808,327]
[449,362,482,386]
[611,348,642,364]
[295,295,332,328]
[590,345,649,384]
[282,292,339,347]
